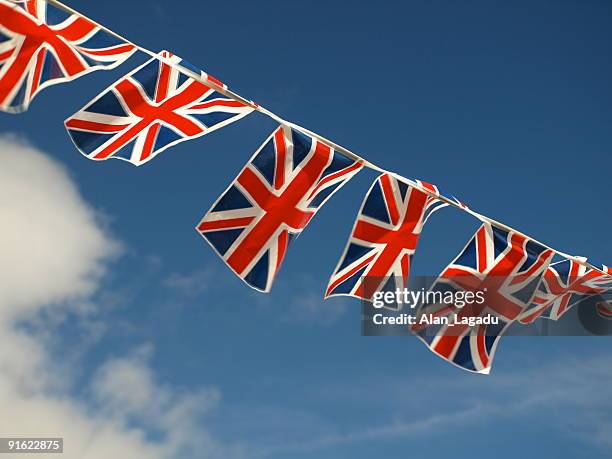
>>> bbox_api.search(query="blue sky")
[0,0,611,458]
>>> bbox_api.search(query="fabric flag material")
[412,223,554,373]
[596,299,612,319]
[518,259,612,324]
[196,125,363,292]
[65,50,253,166]
[0,0,135,113]
[325,174,447,302]
[594,266,612,319]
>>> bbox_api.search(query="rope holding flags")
[1,0,610,373]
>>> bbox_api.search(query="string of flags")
[1,0,610,373]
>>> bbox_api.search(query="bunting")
[2,0,610,374]
[326,174,447,302]
[411,223,554,373]
[597,300,612,319]
[519,259,612,324]
[0,0,135,113]
[196,125,363,292]
[65,50,253,165]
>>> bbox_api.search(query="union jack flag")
[0,0,135,113]
[325,174,447,302]
[596,299,612,319]
[518,259,612,324]
[196,125,363,292]
[412,223,554,373]
[65,50,253,166]
[595,266,612,319]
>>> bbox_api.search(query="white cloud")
[91,345,223,457]
[0,135,118,320]
[0,136,235,459]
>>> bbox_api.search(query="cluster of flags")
[2,0,610,374]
